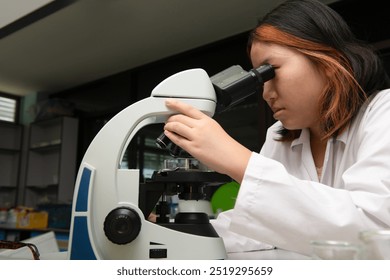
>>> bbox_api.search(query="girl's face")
[250,41,328,135]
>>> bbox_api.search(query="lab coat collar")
[290,129,309,148]
[290,126,349,148]
[335,126,349,144]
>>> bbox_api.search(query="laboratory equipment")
[359,229,390,259]
[310,240,361,260]
[67,64,274,259]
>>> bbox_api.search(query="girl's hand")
[164,99,252,183]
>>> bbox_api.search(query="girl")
[163,0,390,256]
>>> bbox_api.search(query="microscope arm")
[68,68,225,260]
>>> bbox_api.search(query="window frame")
[0,92,20,123]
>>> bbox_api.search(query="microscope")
[67,64,274,260]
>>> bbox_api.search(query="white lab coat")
[211,88,390,256]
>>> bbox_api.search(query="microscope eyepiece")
[212,63,275,113]
[250,64,275,85]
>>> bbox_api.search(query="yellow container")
[16,210,48,229]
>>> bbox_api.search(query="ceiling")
[0,0,337,97]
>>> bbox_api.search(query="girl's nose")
[262,82,276,102]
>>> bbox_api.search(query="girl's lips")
[273,107,282,113]
[271,106,284,113]
[273,108,285,119]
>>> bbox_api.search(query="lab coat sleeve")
[228,90,390,256]
[210,210,274,253]
[228,154,367,256]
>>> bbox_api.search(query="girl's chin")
[279,122,300,131]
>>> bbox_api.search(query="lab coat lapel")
[292,129,318,181]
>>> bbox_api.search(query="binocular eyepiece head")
[212,63,275,113]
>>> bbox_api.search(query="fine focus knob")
[103,207,141,245]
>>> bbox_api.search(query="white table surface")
[228,249,310,260]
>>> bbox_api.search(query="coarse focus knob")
[103,207,141,245]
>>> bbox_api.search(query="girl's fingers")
[165,99,206,120]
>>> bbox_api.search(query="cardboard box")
[16,210,48,229]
